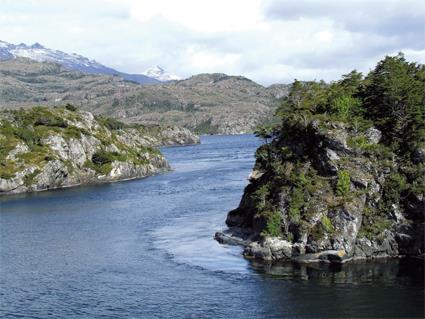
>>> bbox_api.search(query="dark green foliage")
[92,150,126,166]
[97,116,126,130]
[380,172,408,213]
[65,103,78,111]
[262,211,282,237]
[288,187,304,224]
[359,207,392,240]
[254,124,276,143]
[63,126,85,139]
[361,53,425,153]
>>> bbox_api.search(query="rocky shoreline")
[214,228,423,264]
[0,107,199,196]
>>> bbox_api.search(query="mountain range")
[0,41,290,134]
[0,40,179,84]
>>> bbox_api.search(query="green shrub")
[23,169,41,186]
[288,187,304,223]
[253,183,270,211]
[336,170,350,196]
[97,116,126,130]
[34,115,68,128]
[329,95,361,121]
[359,211,392,240]
[65,103,78,111]
[92,150,126,165]
[63,126,84,139]
[321,215,334,233]
[262,211,282,237]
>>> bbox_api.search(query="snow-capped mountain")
[143,65,181,82]
[0,40,158,84]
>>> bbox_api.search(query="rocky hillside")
[0,58,288,134]
[0,106,198,195]
[216,54,425,263]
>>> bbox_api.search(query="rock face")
[216,119,424,263]
[0,107,198,196]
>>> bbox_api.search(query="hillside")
[0,106,198,195]
[0,58,288,134]
[216,54,425,263]
[0,40,158,84]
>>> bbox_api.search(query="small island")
[216,54,425,263]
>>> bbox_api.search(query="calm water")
[0,135,424,318]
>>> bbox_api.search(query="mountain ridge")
[0,58,290,134]
[0,40,159,84]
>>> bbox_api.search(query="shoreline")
[0,165,172,198]
[214,228,424,265]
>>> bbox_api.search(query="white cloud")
[130,0,266,33]
[0,0,424,85]
[185,47,241,72]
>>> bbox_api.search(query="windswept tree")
[361,53,425,153]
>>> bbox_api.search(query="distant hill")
[0,58,290,134]
[0,40,159,84]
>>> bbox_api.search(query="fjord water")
[0,135,423,318]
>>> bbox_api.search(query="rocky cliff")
[216,54,425,264]
[0,106,198,195]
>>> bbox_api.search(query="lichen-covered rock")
[0,106,195,195]
[365,127,382,144]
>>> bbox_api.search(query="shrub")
[23,169,41,187]
[329,95,361,121]
[321,215,334,233]
[92,150,114,165]
[65,103,78,111]
[288,187,304,223]
[336,170,350,196]
[262,211,282,237]
[97,116,126,130]
[253,183,270,211]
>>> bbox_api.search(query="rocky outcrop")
[215,119,424,264]
[0,107,198,196]
[149,126,200,146]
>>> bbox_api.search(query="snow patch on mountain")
[0,40,159,84]
[143,65,181,82]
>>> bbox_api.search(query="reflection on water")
[250,258,424,286]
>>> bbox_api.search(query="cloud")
[0,0,424,85]
[130,0,266,33]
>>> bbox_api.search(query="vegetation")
[262,211,282,237]
[250,53,424,241]
[336,170,351,197]
[0,106,167,186]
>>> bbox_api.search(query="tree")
[362,53,425,152]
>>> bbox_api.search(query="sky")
[0,0,424,85]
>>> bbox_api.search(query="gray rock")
[365,127,382,144]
